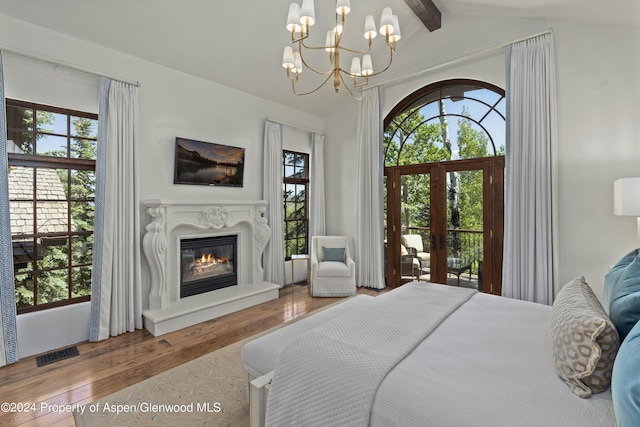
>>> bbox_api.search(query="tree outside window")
[7,99,97,314]
[283,150,309,260]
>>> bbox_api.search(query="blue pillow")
[612,319,640,427]
[604,248,640,309]
[322,247,345,262]
[605,250,640,340]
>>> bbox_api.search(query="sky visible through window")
[35,110,98,155]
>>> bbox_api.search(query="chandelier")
[282,0,400,97]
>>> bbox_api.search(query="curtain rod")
[372,29,553,89]
[266,118,324,136]
[0,44,141,87]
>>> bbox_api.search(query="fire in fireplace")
[180,235,237,298]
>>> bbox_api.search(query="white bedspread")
[370,292,616,427]
[265,283,477,427]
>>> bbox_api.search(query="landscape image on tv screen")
[174,137,245,187]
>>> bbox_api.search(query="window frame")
[282,150,310,261]
[7,98,97,314]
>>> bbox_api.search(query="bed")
[242,260,640,427]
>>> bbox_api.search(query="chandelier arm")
[336,45,373,56]
[297,40,335,75]
[300,38,335,51]
[353,47,395,79]
[298,51,334,75]
[338,72,359,98]
[291,32,309,44]
[291,73,334,96]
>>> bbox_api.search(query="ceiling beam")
[403,0,441,32]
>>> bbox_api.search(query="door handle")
[439,235,445,250]
[431,234,436,250]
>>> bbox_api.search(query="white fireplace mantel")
[141,199,279,336]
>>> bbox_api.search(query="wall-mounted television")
[174,137,245,187]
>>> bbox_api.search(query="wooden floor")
[0,284,388,427]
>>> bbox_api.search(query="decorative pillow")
[612,319,640,427]
[603,248,639,309]
[603,249,640,340]
[322,247,345,263]
[548,276,620,397]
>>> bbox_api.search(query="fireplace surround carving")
[141,199,279,335]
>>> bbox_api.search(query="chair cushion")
[322,246,345,262]
[402,234,425,252]
[603,249,640,340]
[317,261,350,278]
[548,276,620,397]
[612,319,640,427]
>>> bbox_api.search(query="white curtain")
[355,87,385,289]
[502,33,559,305]
[89,77,143,341]
[263,121,285,286]
[0,51,18,365]
[309,132,326,238]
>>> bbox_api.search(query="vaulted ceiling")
[0,0,637,116]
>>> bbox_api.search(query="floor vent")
[36,346,79,367]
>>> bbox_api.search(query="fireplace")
[142,199,279,336]
[180,235,237,298]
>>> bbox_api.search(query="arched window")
[383,79,506,292]
[384,79,505,166]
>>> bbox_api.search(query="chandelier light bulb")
[299,0,315,27]
[362,54,373,76]
[364,15,377,40]
[389,15,401,42]
[336,0,351,16]
[379,7,394,36]
[282,46,294,68]
[286,3,301,33]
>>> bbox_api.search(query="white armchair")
[310,236,356,297]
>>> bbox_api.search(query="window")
[384,79,505,166]
[283,150,309,260]
[7,99,97,314]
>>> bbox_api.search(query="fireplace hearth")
[180,235,237,298]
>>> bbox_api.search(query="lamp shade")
[300,0,315,27]
[286,3,301,32]
[293,51,303,74]
[614,178,640,215]
[362,54,373,76]
[379,7,394,36]
[325,30,335,52]
[336,0,350,15]
[282,46,294,68]
[350,57,362,76]
[389,15,401,42]
[364,15,377,40]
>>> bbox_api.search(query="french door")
[384,157,504,294]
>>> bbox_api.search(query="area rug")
[73,338,251,427]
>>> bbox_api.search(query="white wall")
[325,16,640,301]
[0,13,323,357]
[552,21,640,297]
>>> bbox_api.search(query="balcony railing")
[400,226,484,277]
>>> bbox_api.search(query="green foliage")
[384,106,496,260]
[14,116,96,310]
